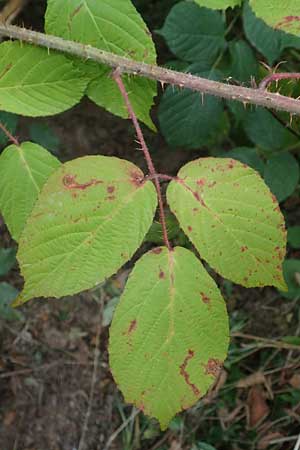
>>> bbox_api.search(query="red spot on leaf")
[152,248,162,254]
[159,270,165,279]
[227,159,237,169]
[200,292,210,305]
[63,174,103,191]
[187,226,193,232]
[179,350,200,396]
[128,319,137,335]
[276,15,300,30]
[204,358,223,378]
[129,170,144,187]
[197,178,206,186]
[107,185,115,194]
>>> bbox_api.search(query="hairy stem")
[0,120,19,145]
[1,24,300,115]
[113,69,172,251]
[259,72,300,90]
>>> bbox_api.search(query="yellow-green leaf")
[109,246,229,429]
[167,158,287,290]
[16,156,157,304]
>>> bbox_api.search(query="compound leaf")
[167,158,287,289]
[250,0,300,36]
[16,156,157,305]
[109,246,229,429]
[45,0,157,129]
[0,41,87,116]
[0,142,61,241]
[158,2,226,64]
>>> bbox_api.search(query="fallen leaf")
[247,386,270,428]
[237,371,266,388]
[289,373,300,389]
[257,432,284,449]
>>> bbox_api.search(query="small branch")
[259,72,300,90]
[0,120,19,145]
[232,332,300,351]
[113,69,172,251]
[1,24,300,115]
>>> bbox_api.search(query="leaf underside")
[0,142,61,241]
[167,158,287,290]
[16,156,157,304]
[109,246,229,429]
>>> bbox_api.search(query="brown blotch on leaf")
[276,15,300,30]
[129,170,144,187]
[187,226,193,232]
[200,292,210,305]
[227,159,237,169]
[152,248,162,254]
[70,3,83,20]
[107,185,115,194]
[63,174,103,191]
[179,350,200,396]
[204,358,223,378]
[0,63,12,80]
[127,319,137,335]
[159,270,165,279]
[241,246,248,252]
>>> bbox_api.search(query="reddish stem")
[259,72,300,90]
[146,174,176,182]
[0,121,19,146]
[113,69,172,251]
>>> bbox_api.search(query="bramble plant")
[0,0,299,429]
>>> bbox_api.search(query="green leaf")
[249,0,300,36]
[16,156,157,305]
[264,153,300,202]
[158,67,224,149]
[0,282,23,321]
[84,64,157,131]
[281,259,300,299]
[194,0,241,9]
[287,226,300,249]
[45,0,157,129]
[0,112,18,146]
[158,2,226,64]
[109,246,229,429]
[243,2,300,65]
[229,40,258,83]
[281,336,300,345]
[0,247,17,276]
[167,158,287,289]
[145,214,180,244]
[0,41,88,116]
[221,147,265,175]
[243,108,297,151]
[0,142,61,241]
